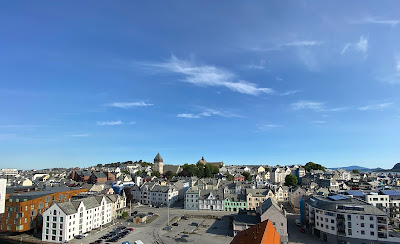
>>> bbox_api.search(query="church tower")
[153,153,163,175]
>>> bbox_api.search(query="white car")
[295,218,301,226]
[83,233,89,237]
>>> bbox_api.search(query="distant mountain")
[330,165,384,172]
[391,163,400,172]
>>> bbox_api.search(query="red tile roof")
[231,219,280,244]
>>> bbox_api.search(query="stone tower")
[153,153,163,175]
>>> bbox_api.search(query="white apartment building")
[198,190,224,211]
[149,185,178,207]
[42,196,112,243]
[304,195,400,244]
[0,179,6,214]
[0,169,18,177]
[365,193,390,214]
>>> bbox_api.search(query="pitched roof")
[154,153,163,162]
[231,219,280,244]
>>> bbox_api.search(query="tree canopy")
[285,174,298,186]
[304,162,326,172]
[242,172,252,181]
[178,163,219,178]
[226,173,234,181]
[352,169,360,174]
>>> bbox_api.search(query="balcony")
[377,217,388,224]
[378,232,387,238]
[378,225,386,232]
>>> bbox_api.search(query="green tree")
[285,174,298,186]
[265,167,271,172]
[96,163,103,168]
[121,212,129,219]
[352,169,360,174]
[242,172,252,181]
[304,162,326,172]
[164,171,176,180]
[226,173,234,181]
[152,171,160,177]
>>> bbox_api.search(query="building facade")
[41,196,112,243]
[0,187,87,233]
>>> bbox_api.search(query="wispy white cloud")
[341,36,368,55]
[177,108,241,119]
[358,103,393,111]
[151,55,274,96]
[68,134,89,137]
[249,40,322,52]
[311,120,326,124]
[353,17,400,27]
[107,101,153,109]
[280,90,300,96]
[291,100,348,112]
[247,59,266,70]
[281,40,322,47]
[128,121,137,125]
[275,76,283,81]
[97,120,123,126]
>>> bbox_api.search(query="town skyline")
[1,1,400,170]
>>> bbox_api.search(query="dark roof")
[345,190,365,197]
[305,196,386,215]
[233,210,261,225]
[8,187,82,201]
[154,153,163,162]
[380,190,400,196]
[92,172,106,178]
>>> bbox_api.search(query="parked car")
[163,226,173,231]
[172,222,179,226]
[131,211,138,216]
[181,216,188,220]
[295,218,301,227]
[191,222,199,226]
[75,235,83,239]
[300,228,306,233]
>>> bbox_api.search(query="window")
[52,236,55,241]
[331,219,334,223]
[46,235,48,240]
[347,215,351,221]
[370,224,374,228]
[47,216,49,221]
[360,216,364,220]
[60,224,63,229]
[53,217,57,222]
[46,223,49,228]
[325,218,328,222]
[348,229,352,235]
[361,223,364,227]
[53,210,57,215]
[331,226,335,230]
[60,217,63,222]
[52,223,56,228]
[371,231,374,236]
[52,230,56,235]
[361,230,365,235]
[59,237,62,242]
[370,216,373,221]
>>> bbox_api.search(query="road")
[287,214,325,244]
[69,205,236,244]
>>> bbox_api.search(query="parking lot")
[160,216,233,244]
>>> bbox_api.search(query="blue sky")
[1,1,400,170]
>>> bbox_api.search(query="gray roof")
[8,187,81,201]
[163,165,181,174]
[305,196,387,215]
[57,196,104,215]
[92,172,106,178]
[154,153,163,162]
[233,210,261,225]
[224,193,246,202]
[57,201,78,215]
[260,198,282,214]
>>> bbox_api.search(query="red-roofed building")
[231,219,280,244]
